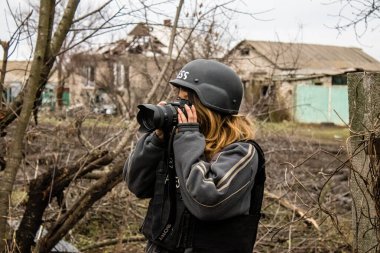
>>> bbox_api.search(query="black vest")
[140,140,266,253]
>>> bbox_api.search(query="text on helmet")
[176,70,189,80]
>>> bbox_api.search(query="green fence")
[294,84,348,125]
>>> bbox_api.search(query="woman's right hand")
[154,101,167,140]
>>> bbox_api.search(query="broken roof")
[84,22,225,59]
[232,40,380,72]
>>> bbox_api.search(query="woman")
[124,59,265,253]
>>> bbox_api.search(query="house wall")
[293,84,348,125]
[117,54,172,117]
[227,42,278,113]
[225,40,361,125]
[274,76,335,121]
[69,53,173,117]
[277,76,332,114]
[227,41,350,125]
[228,47,275,81]
[2,61,61,109]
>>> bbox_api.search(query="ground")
[10,118,352,253]
[73,121,352,253]
[253,122,351,252]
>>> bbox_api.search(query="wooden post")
[347,72,380,252]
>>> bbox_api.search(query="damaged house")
[226,40,380,125]
[68,23,171,117]
[1,61,64,111]
[69,21,223,117]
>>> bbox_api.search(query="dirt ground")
[252,126,351,253]
[9,120,352,253]
[71,123,352,253]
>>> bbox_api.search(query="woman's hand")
[178,104,197,124]
[155,101,167,140]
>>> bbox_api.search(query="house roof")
[86,22,225,58]
[128,22,152,36]
[234,40,380,72]
[88,23,169,56]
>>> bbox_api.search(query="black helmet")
[169,59,243,115]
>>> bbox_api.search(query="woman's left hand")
[178,104,197,124]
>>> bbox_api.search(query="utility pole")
[347,72,380,252]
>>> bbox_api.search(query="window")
[5,82,21,103]
[242,80,249,89]
[261,85,269,97]
[332,74,347,85]
[85,66,95,87]
[240,48,250,56]
[113,63,125,86]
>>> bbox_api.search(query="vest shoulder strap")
[248,139,266,185]
[246,139,265,213]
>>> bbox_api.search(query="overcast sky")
[234,0,380,61]
[1,0,379,61]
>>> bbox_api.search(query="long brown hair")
[188,92,255,160]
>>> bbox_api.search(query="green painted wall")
[62,91,70,106]
[294,84,348,125]
[330,86,349,125]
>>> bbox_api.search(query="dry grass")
[9,115,352,252]
[70,120,352,252]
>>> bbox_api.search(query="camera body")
[137,99,191,132]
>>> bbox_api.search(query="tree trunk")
[36,160,124,253]
[56,55,64,109]
[0,41,9,172]
[0,0,55,251]
[0,40,9,110]
[347,72,380,252]
[15,150,111,252]
[0,0,80,132]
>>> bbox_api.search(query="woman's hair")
[188,91,255,160]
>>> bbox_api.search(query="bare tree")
[0,0,186,251]
[0,0,81,250]
[0,0,138,251]
[347,72,380,252]
[333,0,380,37]
[0,0,264,252]
[0,3,33,111]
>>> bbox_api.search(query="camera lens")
[139,109,155,131]
[136,100,190,132]
[137,104,161,132]
[137,104,176,132]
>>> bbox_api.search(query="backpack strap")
[155,128,178,243]
[247,140,266,247]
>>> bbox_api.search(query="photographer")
[124,59,265,253]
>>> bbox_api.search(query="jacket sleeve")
[173,123,258,221]
[124,132,165,198]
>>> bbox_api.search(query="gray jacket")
[124,123,258,221]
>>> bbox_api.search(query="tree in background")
[0,0,150,251]
[0,1,250,252]
[348,72,380,252]
[332,1,380,251]
[333,0,380,37]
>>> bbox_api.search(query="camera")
[137,99,192,132]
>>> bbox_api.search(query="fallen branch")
[79,235,145,252]
[265,190,320,231]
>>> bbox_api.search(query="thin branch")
[72,0,112,24]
